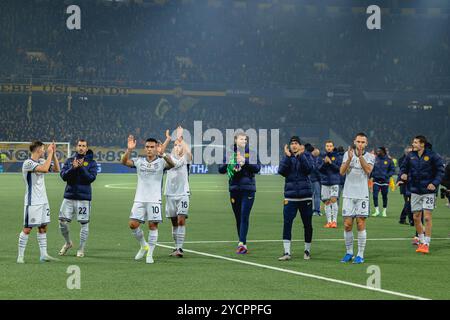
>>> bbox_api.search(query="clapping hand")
[236,151,245,166]
[284,144,292,157]
[355,145,363,157]
[165,129,171,141]
[347,146,354,161]
[47,143,55,154]
[127,135,136,151]
[72,158,84,169]
[176,126,184,142]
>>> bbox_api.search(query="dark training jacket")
[317,151,342,186]
[371,155,396,184]
[278,152,313,199]
[60,150,98,201]
[399,148,445,195]
[218,150,261,192]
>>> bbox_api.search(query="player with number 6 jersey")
[339,133,375,264]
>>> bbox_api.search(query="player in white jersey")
[17,141,60,263]
[165,126,192,258]
[339,133,375,264]
[122,135,175,264]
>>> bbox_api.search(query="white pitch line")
[156,243,430,300]
[158,237,450,244]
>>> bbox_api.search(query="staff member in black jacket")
[219,133,261,254]
[277,136,314,261]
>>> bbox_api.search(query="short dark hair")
[325,140,334,145]
[414,135,427,145]
[145,138,158,144]
[30,141,44,153]
[304,143,314,153]
[355,132,368,139]
[377,146,387,154]
[289,136,301,145]
[77,139,88,147]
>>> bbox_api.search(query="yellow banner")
[0,83,226,97]
[0,83,128,96]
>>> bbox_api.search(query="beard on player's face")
[173,144,183,157]
[77,145,87,155]
[412,140,424,152]
[38,146,45,157]
[354,139,367,151]
[145,144,157,157]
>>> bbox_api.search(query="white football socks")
[331,202,338,222]
[131,227,147,247]
[283,239,291,255]
[79,223,89,251]
[344,231,354,255]
[148,229,158,257]
[419,233,425,244]
[59,221,71,244]
[357,230,367,258]
[18,231,29,257]
[177,226,186,249]
[172,226,178,247]
[325,204,332,223]
[37,232,48,257]
[304,242,311,252]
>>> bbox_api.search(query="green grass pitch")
[0,173,449,300]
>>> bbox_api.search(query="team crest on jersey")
[331,157,335,161]
[424,156,430,161]
[83,162,88,166]
[384,161,388,165]
[231,198,235,204]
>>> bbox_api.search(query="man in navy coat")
[58,139,98,258]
